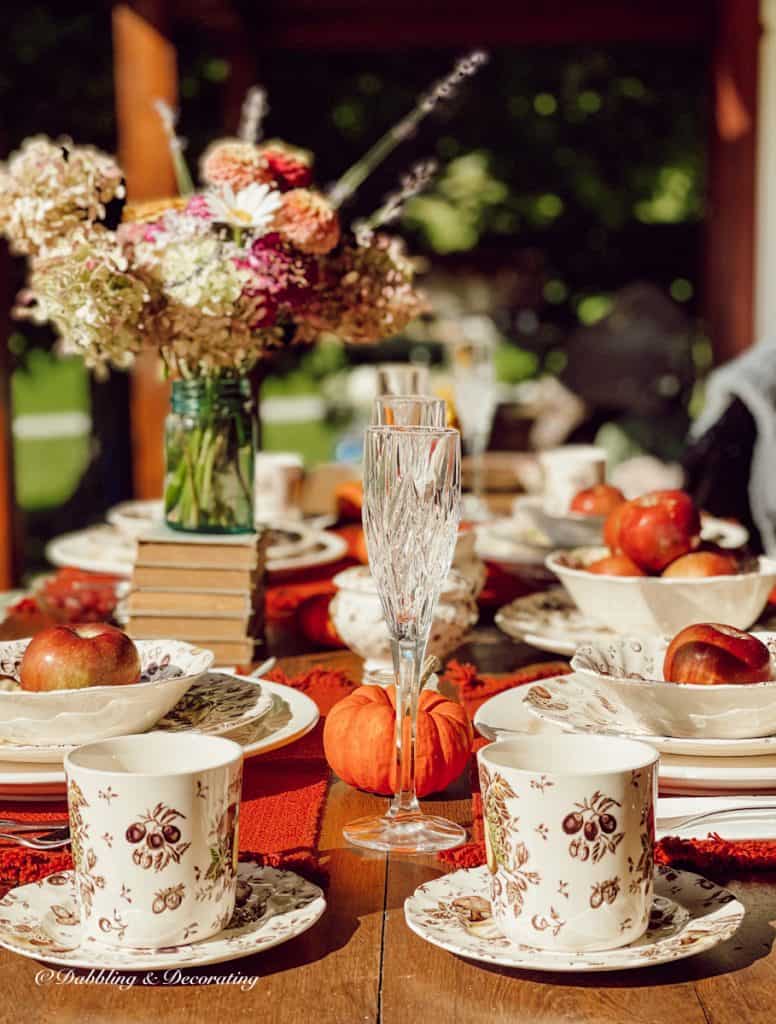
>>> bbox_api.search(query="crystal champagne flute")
[343,425,466,853]
[372,395,446,427]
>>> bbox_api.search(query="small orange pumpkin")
[323,684,473,797]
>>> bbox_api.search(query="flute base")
[343,810,467,854]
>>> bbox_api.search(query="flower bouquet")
[0,52,486,531]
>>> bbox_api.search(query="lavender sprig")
[328,50,488,209]
[354,159,439,246]
[153,100,194,196]
[238,86,269,144]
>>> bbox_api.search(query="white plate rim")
[0,862,326,971]
[517,674,776,757]
[0,676,320,794]
[403,865,743,973]
[47,523,349,578]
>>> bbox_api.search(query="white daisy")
[204,183,282,233]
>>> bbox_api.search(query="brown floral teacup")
[64,733,243,949]
[477,735,657,952]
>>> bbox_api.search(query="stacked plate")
[47,506,348,578]
[0,638,318,801]
[476,628,776,795]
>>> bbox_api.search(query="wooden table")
[2,627,774,1023]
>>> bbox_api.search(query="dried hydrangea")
[149,236,252,317]
[152,302,284,378]
[0,136,124,258]
[273,189,340,255]
[298,235,427,343]
[15,227,148,373]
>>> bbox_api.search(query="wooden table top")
[2,627,774,1024]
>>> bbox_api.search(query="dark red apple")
[19,623,142,692]
[661,551,738,579]
[570,484,626,518]
[618,490,701,573]
[587,554,646,577]
[663,623,771,686]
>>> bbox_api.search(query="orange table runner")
[440,660,776,874]
[2,659,776,899]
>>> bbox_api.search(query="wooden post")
[112,1,177,498]
[0,247,21,588]
[705,0,761,362]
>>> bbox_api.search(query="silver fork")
[0,818,69,834]
[0,827,70,850]
[658,803,776,835]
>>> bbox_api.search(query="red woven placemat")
[439,660,776,874]
[0,666,356,897]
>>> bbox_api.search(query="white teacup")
[539,445,606,516]
[65,733,243,949]
[255,452,304,521]
[477,735,657,952]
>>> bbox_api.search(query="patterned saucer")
[404,865,743,973]
[522,674,776,758]
[0,861,325,970]
[495,587,615,656]
[0,673,276,764]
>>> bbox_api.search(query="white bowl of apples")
[546,489,776,635]
[571,625,776,738]
[515,485,624,548]
[0,625,214,745]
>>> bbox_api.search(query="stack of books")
[126,525,265,665]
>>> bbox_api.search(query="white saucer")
[474,513,557,584]
[404,865,742,973]
[46,521,348,578]
[495,587,613,655]
[521,673,776,757]
[0,676,319,798]
[475,680,776,793]
[0,861,325,969]
[0,673,276,764]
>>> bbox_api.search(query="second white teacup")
[65,733,243,949]
[539,444,606,516]
[477,735,657,952]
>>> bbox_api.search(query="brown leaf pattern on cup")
[194,802,239,901]
[67,779,90,876]
[125,803,190,871]
[531,906,565,936]
[503,842,541,918]
[152,883,185,914]
[590,877,620,909]
[562,791,623,863]
[481,770,519,875]
[98,908,128,941]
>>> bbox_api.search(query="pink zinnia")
[272,189,340,255]
[237,233,316,327]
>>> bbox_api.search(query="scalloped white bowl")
[0,638,214,745]
[547,547,776,635]
[571,632,776,738]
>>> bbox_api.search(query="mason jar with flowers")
[0,54,487,532]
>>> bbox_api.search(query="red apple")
[663,623,770,686]
[618,490,701,573]
[570,484,626,518]
[603,502,628,554]
[19,623,142,692]
[587,554,646,577]
[661,551,738,579]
